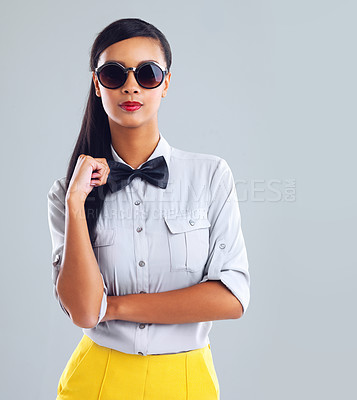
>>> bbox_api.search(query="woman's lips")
[119,104,142,112]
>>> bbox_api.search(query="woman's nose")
[121,70,140,92]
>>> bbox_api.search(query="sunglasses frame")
[94,60,169,90]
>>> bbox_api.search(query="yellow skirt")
[56,333,220,400]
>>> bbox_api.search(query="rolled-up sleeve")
[199,159,250,316]
[47,178,108,327]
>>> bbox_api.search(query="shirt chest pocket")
[163,215,211,272]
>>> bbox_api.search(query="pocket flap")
[92,229,115,247]
[164,215,211,234]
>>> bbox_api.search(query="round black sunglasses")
[94,61,168,90]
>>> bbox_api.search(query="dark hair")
[64,18,172,243]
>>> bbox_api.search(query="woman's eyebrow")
[105,59,159,66]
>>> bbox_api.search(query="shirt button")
[136,226,143,232]
[139,323,146,329]
[138,351,144,355]
[189,219,195,226]
[219,243,226,249]
[53,254,61,266]
[134,200,141,206]
[139,261,145,267]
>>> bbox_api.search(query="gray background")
[1,0,356,399]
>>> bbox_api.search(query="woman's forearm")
[56,195,104,328]
[103,280,242,324]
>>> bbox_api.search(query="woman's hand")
[65,154,110,204]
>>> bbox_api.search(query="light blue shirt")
[47,132,250,356]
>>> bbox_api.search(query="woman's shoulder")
[171,145,225,165]
[47,176,67,204]
[170,145,232,175]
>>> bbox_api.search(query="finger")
[95,158,110,168]
[85,158,110,186]
[92,165,110,185]
[90,159,107,174]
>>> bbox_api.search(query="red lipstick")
[119,101,143,112]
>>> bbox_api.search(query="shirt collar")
[110,131,171,170]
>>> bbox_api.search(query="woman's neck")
[110,123,160,169]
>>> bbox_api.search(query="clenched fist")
[65,154,110,204]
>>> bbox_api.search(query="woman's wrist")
[66,192,86,209]
[102,295,122,322]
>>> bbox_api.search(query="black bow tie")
[106,156,169,193]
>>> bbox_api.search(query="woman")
[47,17,250,400]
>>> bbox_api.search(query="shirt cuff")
[52,252,71,319]
[199,269,250,315]
[92,273,108,328]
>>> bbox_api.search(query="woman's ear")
[162,71,171,98]
[92,71,101,97]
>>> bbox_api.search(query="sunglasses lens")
[99,64,125,88]
[137,63,164,88]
